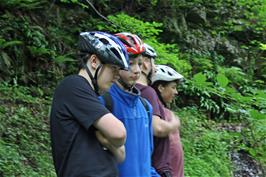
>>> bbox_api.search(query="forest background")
[0,0,265,176]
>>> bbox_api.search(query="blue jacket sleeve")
[146,101,154,153]
[151,166,160,177]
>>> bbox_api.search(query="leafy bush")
[0,0,265,175]
[0,0,47,10]
[0,83,55,176]
[97,13,193,77]
[178,107,232,177]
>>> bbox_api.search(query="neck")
[79,69,95,90]
[137,73,149,86]
[116,81,140,95]
[115,80,135,93]
[115,80,124,89]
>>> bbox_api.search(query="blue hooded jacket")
[99,83,159,177]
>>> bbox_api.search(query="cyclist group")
[50,31,184,177]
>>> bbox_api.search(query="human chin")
[167,97,174,104]
[99,81,112,92]
[130,80,137,86]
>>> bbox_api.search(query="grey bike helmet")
[151,65,184,84]
[78,31,129,70]
[78,31,129,95]
[143,43,157,58]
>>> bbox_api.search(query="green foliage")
[97,13,163,39]
[217,73,229,87]
[0,83,55,176]
[60,0,79,3]
[182,72,222,115]
[237,0,266,28]
[180,66,266,121]
[189,54,214,74]
[243,119,266,165]
[179,107,232,177]
[0,5,77,87]
[151,42,192,77]
[0,0,47,10]
[0,0,265,175]
[219,66,248,87]
[179,106,266,176]
[0,38,23,49]
[259,43,266,50]
[151,0,158,6]
[96,13,192,77]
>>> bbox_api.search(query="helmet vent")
[128,36,135,46]
[110,48,120,59]
[168,71,173,76]
[99,38,109,45]
[161,68,166,73]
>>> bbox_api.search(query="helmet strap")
[93,64,102,95]
[82,55,102,95]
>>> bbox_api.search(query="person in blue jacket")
[99,32,159,177]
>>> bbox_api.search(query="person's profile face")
[160,81,178,104]
[119,55,142,86]
[97,64,120,92]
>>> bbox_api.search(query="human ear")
[141,59,150,74]
[90,54,100,69]
[158,84,164,93]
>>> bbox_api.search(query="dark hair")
[77,53,93,70]
[151,79,181,107]
[151,80,170,107]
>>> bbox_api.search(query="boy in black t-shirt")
[50,32,129,177]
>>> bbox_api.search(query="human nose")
[174,88,178,95]
[131,64,141,74]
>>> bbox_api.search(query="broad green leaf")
[193,73,206,85]
[217,73,229,87]
[259,43,266,50]
[256,90,266,99]
[249,109,266,120]
[2,40,23,49]
[53,55,75,63]
[28,46,51,56]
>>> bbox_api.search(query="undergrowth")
[0,83,55,176]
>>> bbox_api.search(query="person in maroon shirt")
[151,64,185,177]
[136,44,180,177]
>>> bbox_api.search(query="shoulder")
[139,97,153,112]
[59,75,94,94]
[53,75,98,106]
[139,85,156,96]
[60,75,85,84]
[61,75,91,87]
[140,86,158,103]
[144,86,156,93]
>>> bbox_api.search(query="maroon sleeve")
[163,108,172,121]
[140,86,162,117]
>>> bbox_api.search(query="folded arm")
[95,130,125,163]
[93,113,126,147]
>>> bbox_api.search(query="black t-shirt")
[50,75,117,177]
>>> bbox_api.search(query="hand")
[95,131,126,162]
[171,111,181,129]
[95,130,110,148]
